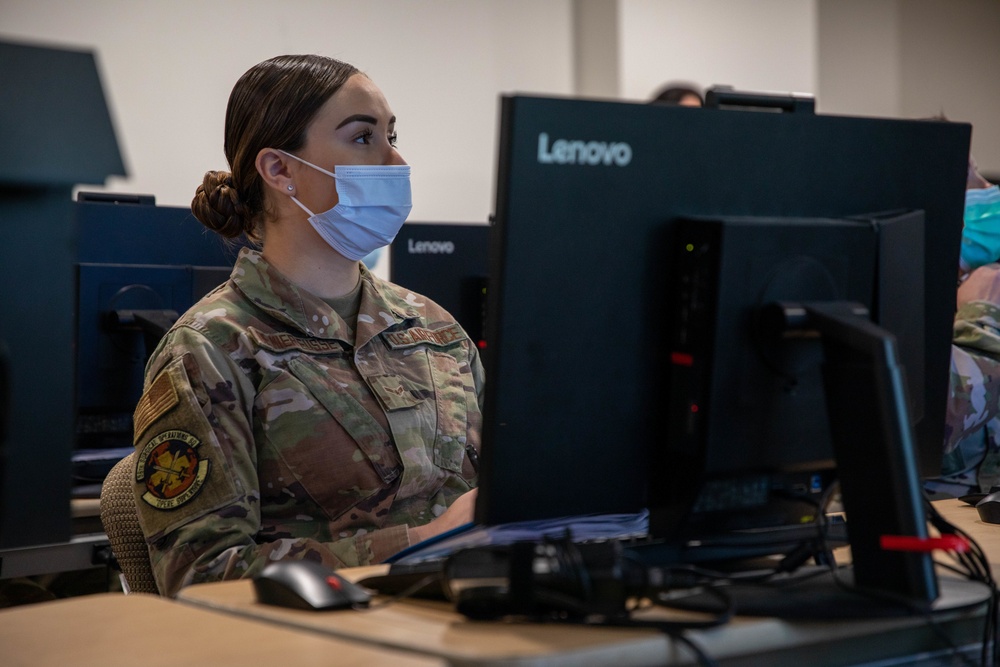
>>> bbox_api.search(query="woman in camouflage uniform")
[131,55,482,596]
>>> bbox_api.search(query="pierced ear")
[256,148,294,194]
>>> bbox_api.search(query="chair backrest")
[99,453,160,595]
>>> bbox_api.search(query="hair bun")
[191,170,250,239]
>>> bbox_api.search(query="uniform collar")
[231,248,419,347]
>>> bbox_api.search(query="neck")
[261,223,362,300]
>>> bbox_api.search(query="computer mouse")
[975,491,1000,525]
[960,492,989,506]
[959,485,1000,506]
[253,559,372,611]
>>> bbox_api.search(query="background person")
[931,157,1000,497]
[650,81,704,107]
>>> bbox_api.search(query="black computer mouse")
[959,485,1000,506]
[253,559,372,611]
[975,491,1000,525]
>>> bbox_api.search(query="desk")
[0,499,110,579]
[172,499,996,667]
[934,498,1000,556]
[0,592,443,667]
[174,577,987,666]
[179,578,671,666]
[3,500,993,666]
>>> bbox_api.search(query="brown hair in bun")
[190,54,360,242]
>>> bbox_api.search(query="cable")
[924,499,999,667]
[647,490,995,666]
[830,564,984,667]
[592,615,721,667]
[805,497,997,667]
[374,491,995,665]
[358,573,440,611]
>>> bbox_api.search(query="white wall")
[898,0,1000,174]
[617,0,818,101]
[818,0,1000,175]
[0,0,817,224]
[0,0,574,223]
[3,0,998,222]
[817,0,902,118]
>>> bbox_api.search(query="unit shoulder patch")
[135,430,211,510]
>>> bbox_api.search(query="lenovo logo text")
[537,132,632,167]
[407,239,455,254]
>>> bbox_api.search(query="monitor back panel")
[478,95,970,526]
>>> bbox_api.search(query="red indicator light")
[690,404,699,413]
[477,340,488,349]
[670,351,694,366]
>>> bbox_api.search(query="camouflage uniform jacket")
[940,300,1000,493]
[130,248,483,597]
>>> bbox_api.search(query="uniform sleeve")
[945,301,1000,458]
[132,326,412,598]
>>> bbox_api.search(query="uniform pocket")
[255,356,402,522]
[379,324,482,491]
[427,348,479,480]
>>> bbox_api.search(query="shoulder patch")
[135,430,211,510]
[133,370,179,444]
[383,324,466,349]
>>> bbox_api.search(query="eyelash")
[355,128,399,147]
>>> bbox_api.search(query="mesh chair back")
[99,453,160,595]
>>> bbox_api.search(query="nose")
[387,147,407,166]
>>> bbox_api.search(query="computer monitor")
[662,211,938,602]
[73,195,245,489]
[0,41,124,550]
[477,92,969,600]
[389,222,490,351]
[657,210,922,523]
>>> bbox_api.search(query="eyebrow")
[336,114,396,130]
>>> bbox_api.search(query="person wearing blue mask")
[959,156,1000,281]
[930,157,1000,498]
[129,55,481,596]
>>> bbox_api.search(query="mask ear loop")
[278,148,339,179]
[289,195,316,217]
[277,149,338,217]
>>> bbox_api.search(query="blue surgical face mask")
[280,150,412,261]
[961,185,1000,272]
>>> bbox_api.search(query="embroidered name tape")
[383,324,466,349]
[249,329,349,354]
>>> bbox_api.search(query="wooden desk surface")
[71,497,102,518]
[933,497,1000,563]
[0,592,443,667]
[5,500,993,666]
[176,577,989,666]
[174,501,997,667]
[178,578,672,666]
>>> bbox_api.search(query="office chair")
[99,453,160,595]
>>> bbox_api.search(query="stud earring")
[287,185,294,191]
